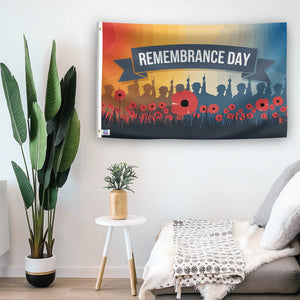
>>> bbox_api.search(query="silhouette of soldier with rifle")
[155,79,173,106]
[139,77,156,104]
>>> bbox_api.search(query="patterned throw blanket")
[173,219,245,297]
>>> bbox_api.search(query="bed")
[139,221,300,300]
[139,161,300,300]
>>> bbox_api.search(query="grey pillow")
[254,160,300,227]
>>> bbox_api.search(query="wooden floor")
[0,278,154,300]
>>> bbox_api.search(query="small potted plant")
[104,162,137,220]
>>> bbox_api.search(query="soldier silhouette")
[121,80,140,111]
[155,79,173,106]
[232,83,248,109]
[126,80,140,103]
[102,84,115,104]
[233,83,247,102]
[139,81,156,104]
[214,84,229,109]
[175,83,185,93]
[192,82,201,95]
[252,82,266,101]
[272,83,283,98]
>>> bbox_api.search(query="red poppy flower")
[281,106,287,112]
[273,96,284,106]
[252,108,256,113]
[239,108,243,113]
[140,104,147,111]
[208,104,219,114]
[193,112,200,118]
[164,108,169,114]
[215,114,223,122]
[114,107,120,113]
[269,104,275,110]
[130,102,136,108]
[261,113,268,120]
[121,114,129,122]
[159,102,167,109]
[279,117,284,124]
[114,89,126,101]
[154,112,163,120]
[255,99,269,111]
[246,112,254,119]
[176,115,184,120]
[166,115,173,121]
[272,112,279,119]
[172,90,198,115]
[108,103,114,109]
[246,103,253,110]
[239,113,246,120]
[102,103,105,109]
[126,106,131,112]
[129,111,136,118]
[227,113,234,120]
[171,107,177,114]
[148,102,157,111]
[223,108,229,114]
[229,104,236,110]
[199,105,207,113]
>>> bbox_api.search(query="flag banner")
[97,22,287,139]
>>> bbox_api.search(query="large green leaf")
[53,109,80,173]
[23,35,37,118]
[0,63,27,145]
[11,161,34,209]
[45,41,61,121]
[46,114,59,135]
[56,167,70,188]
[54,66,76,146]
[39,174,58,210]
[30,103,47,170]
[38,133,55,188]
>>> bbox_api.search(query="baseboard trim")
[0,266,144,278]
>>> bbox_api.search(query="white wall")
[0,0,299,278]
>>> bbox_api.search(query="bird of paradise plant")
[0,36,80,258]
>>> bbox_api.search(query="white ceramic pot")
[25,254,56,287]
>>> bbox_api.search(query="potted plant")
[104,162,137,219]
[0,36,80,287]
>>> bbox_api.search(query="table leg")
[132,252,137,284]
[123,226,137,296]
[128,229,137,285]
[95,226,113,291]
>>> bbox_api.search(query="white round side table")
[94,215,147,296]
